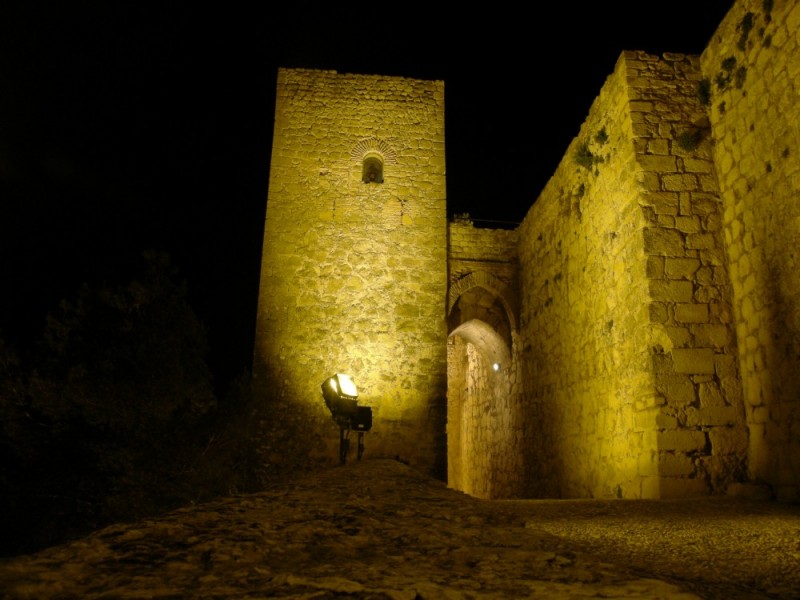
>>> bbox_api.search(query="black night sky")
[1,2,734,391]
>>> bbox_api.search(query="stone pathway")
[1,459,799,599]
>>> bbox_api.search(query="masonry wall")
[517,48,748,499]
[631,51,746,499]
[446,221,522,498]
[700,0,800,501]
[517,53,652,498]
[254,69,448,477]
[254,1,799,501]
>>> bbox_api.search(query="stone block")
[642,192,679,215]
[687,233,716,250]
[709,427,747,455]
[644,227,685,255]
[694,285,721,303]
[647,139,670,155]
[662,174,699,191]
[647,256,665,278]
[649,303,668,323]
[717,371,743,406]
[665,326,691,347]
[659,453,695,476]
[639,154,678,172]
[664,257,700,278]
[655,374,696,405]
[656,412,678,429]
[657,214,675,228]
[672,348,715,374]
[704,212,722,233]
[657,429,707,452]
[685,405,737,426]
[675,216,702,233]
[683,157,715,173]
[699,382,725,407]
[674,303,709,323]
[693,324,730,348]
[649,280,694,302]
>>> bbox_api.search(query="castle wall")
[517,49,747,499]
[631,51,745,499]
[254,0,799,501]
[517,53,652,498]
[700,0,800,501]
[446,221,523,498]
[254,69,448,477]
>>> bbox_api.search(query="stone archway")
[446,273,522,499]
[447,271,518,334]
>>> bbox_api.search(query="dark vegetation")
[0,251,266,558]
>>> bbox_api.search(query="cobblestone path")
[1,459,799,599]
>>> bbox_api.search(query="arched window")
[362,154,384,183]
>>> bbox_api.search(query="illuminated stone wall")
[631,51,745,499]
[254,69,448,477]
[517,54,652,498]
[517,49,748,500]
[446,220,522,498]
[255,0,799,501]
[700,0,800,502]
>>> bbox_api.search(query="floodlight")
[321,373,372,464]
[351,405,373,431]
[321,373,358,420]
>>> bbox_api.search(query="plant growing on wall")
[721,56,737,71]
[737,11,755,51]
[677,131,701,152]
[716,56,737,91]
[735,66,747,89]
[574,142,594,169]
[698,78,712,106]
[573,140,605,171]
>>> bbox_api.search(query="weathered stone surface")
[701,0,800,499]
[251,0,800,506]
[254,69,448,476]
[672,349,715,374]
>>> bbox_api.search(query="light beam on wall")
[449,319,511,372]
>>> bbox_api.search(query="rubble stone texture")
[253,69,448,478]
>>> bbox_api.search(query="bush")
[0,251,223,556]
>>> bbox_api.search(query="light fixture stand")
[321,374,372,465]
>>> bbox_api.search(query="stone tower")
[254,68,448,476]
